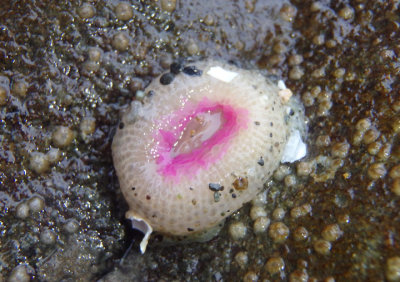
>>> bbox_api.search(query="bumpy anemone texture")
[112,60,302,253]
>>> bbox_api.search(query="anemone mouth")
[152,96,249,182]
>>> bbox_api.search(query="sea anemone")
[112,60,306,253]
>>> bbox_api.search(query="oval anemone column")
[112,60,299,253]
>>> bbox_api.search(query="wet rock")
[1,0,399,281]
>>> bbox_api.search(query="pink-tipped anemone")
[112,60,300,253]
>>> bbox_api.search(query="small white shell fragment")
[277,80,287,90]
[126,210,153,254]
[279,88,293,103]
[281,129,307,163]
[206,66,239,82]
[135,90,145,100]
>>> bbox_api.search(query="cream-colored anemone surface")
[112,60,297,253]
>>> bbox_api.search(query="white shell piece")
[281,130,307,163]
[279,89,293,104]
[135,90,145,100]
[126,210,153,254]
[277,80,287,90]
[206,66,239,82]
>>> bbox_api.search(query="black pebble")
[160,73,175,85]
[258,157,264,166]
[183,66,202,76]
[119,122,125,129]
[209,183,223,191]
[170,62,182,74]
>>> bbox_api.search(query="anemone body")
[112,60,291,252]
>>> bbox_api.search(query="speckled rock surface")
[1,0,399,281]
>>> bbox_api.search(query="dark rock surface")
[1,0,399,281]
